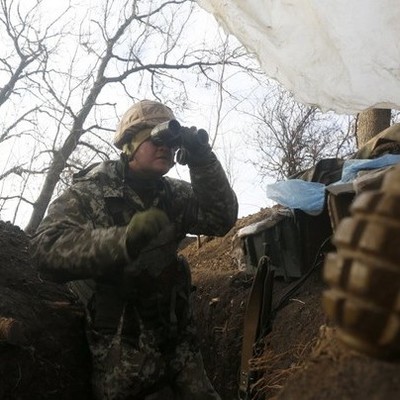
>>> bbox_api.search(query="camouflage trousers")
[87,326,221,400]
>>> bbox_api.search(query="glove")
[177,126,213,166]
[121,223,177,299]
[125,207,169,258]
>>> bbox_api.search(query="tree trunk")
[24,114,94,235]
[356,108,391,148]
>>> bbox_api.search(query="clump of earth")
[0,208,399,400]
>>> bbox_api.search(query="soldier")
[31,99,238,400]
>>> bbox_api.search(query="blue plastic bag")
[266,179,326,215]
[340,154,400,183]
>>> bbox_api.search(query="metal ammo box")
[237,206,332,281]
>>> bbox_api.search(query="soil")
[0,207,399,400]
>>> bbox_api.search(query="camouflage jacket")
[31,154,238,284]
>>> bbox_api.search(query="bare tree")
[0,0,42,107]
[0,0,254,231]
[0,0,72,223]
[0,0,69,137]
[246,85,356,181]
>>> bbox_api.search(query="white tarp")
[197,0,400,114]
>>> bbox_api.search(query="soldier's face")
[129,139,175,177]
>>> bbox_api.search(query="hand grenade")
[323,164,400,359]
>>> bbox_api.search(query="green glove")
[125,207,169,258]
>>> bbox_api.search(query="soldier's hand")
[125,207,169,258]
[177,126,212,166]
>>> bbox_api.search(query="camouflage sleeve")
[177,153,238,236]
[30,181,130,283]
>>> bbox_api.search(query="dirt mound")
[1,208,400,400]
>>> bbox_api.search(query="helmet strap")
[122,128,152,160]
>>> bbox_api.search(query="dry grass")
[248,339,317,399]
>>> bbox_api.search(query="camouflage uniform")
[32,153,238,400]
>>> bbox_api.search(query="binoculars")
[150,119,209,165]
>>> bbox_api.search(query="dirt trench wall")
[0,221,92,400]
[3,207,400,400]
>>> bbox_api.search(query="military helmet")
[114,99,175,149]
